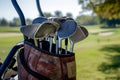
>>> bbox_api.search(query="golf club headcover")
[17,41,76,80]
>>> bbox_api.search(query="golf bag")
[6,0,79,80]
[17,41,76,80]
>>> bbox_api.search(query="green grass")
[0,26,120,80]
[0,26,22,60]
[0,26,20,32]
[74,26,120,80]
[0,34,23,60]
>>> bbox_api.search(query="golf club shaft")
[56,36,59,54]
[39,39,42,49]
[58,38,62,54]
[49,37,53,53]
[34,39,38,47]
[70,40,74,53]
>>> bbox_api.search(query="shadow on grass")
[98,44,120,80]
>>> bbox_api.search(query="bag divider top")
[24,41,75,57]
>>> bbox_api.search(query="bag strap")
[19,49,51,80]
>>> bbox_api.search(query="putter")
[69,26,89,53]
[57,20,77,54]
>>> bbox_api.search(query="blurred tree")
[26,18,32,25]
[54,11,63,17]
[44,12,53,18]
[76,15,99,25]
[0,18,8,26]
[13,18,20,26]
[9,17,20,27]
[66,12,73,18]
[100,18,120,27]
[78,0,120,19]
[78,0,120,27]
[9,21,15,27]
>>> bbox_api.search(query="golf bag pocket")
[17,41,76,80]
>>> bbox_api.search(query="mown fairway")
[0,27,23,60]
[75,26,120,80]
[0,26,120,80]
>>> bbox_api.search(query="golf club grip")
[11,0,26,26]
[36,0,44,17]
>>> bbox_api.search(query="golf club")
[35,1,61,52]
[69,25,89,53]
[53,17,74,54]
[21,21,59,38]
[47,17,67,54]
[57,20,77,54]
[32,17,48,48]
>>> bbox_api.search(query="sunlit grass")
[0,26,20,32]
[74,26,120,80]
[0,32,23,60]
[0,25,120,80]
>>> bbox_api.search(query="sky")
[0,0,83,21]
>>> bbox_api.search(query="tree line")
[0,11,74,27]
[0,16,100,27]
[0,18,31,27]
[0,9,120,27]
[1,0,120,27]
[0,10,100,27]
[79,0,120,27]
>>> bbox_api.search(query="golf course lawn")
[0,26,120,80]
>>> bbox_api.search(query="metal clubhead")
[48,17,66,24]
[58,20,77,39]
[32,17,47,24]
[69,25,89,52]
[20,21,59,39]
[20,24,40,39]
[35,21,60,38]
[69,26,88,43]
[57,20,77,54]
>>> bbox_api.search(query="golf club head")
[69,25,89,52]
[20,24,40,39]
[35,21,60,38]
[57,20,77,54]
[48,17,66,24]
[69,25,89,43]
[58,20,77,39]
[21,21,59,39]
[32,17,48,24]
